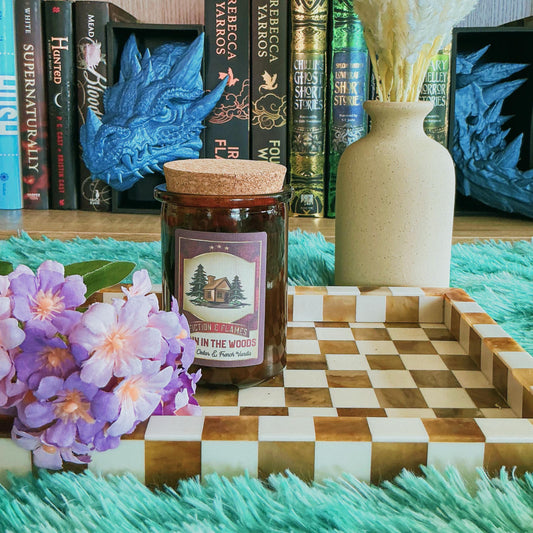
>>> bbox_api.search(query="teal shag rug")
[1,231,532,352]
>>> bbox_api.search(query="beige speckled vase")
[335,101,455,287]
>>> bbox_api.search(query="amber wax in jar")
[154,159,290,388]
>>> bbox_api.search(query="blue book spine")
[0,0,22,209]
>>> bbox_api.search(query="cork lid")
[163,159,286,196]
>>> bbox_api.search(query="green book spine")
[327,0,369,218]
[289,0,328,217]
[420,44,451,146]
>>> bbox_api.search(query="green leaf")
[65,260,112,277]
[0,261,13,275]
[83,261,136,299]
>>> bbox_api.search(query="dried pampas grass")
[353,0,478,102]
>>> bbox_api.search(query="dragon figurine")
[80,33,227,191]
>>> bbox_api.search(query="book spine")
[0,0,22,209]
[250,0,287,166]
[289,0,328,217]
[326,0,368,218]
[15,0,49,209]
[204,0,250,159]
[420,44,451,146]
[44,0,78,209]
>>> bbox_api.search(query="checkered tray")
[2,286,533,486]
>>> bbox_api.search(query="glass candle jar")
[154,159,290,388]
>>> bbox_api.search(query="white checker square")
[473,324,511,339]
[89,441,145,482]
[288,407,338,417]
[202,441,258,477]
[326,286,360,296]
[400,354,448,371]
[431,341,466,355]
[453,370,492,389]
[356,296,386,322]
[288,286,296,295]
[258,416,315,441]
[420,388,477,409]
[507,374,523,418]
[480,408,517,418]
[287,321,316,328]
[452,301,485,314]
[145,415,204,441]
[389,287,425,296]
[315,442,371,482]
[102,291,123,304]
[326,354,370,371]
[283,369,328,388]
[475,418,533,442]
[329,388,379,408]
[419,296,444,323]
[238,387,286,407]
[480,344,493,383]
[387,328,429,341]
[498,351,533,369]
[287,339,321,355]
[0,439,31,484]
[385,408,436,418]
[315,327,355,341]
[459,318,470,353]
[367,417,429,443]
[368,370,417,388]
[427,442,484,478]
[292,295,323,322]
[201,406,240,416]
[356,340,398,355]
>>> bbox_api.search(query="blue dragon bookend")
[80,33,227,191]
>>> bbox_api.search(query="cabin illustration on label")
[203,276,230,303]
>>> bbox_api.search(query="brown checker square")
[257,373,284,387]
[445,289,474,302]
[286,353,328,370]
[422,419,485,442]
[492,355,508,398]
[485,337,526,353]
[314,321,351,328]
[258,442,315,481]
[423,328,456,341]
[371,443,428,484]
[318,340,359,354]
[466,389,508,410]
[523,387,533,418]
[375,388,428,409]
[145,441,201,485]
[287,327,317,340]
[294,286,327,295]
[469,330,482,367]
[326,370,372,388]
[202,416,258,441]
[0,415,13,438]
[337,408,387,417]
[122,419,148,440]
[358,287,392,295]
[288,294,293,321]
[484,443,533,477]
[352,328,392,341]
[386,297,419,323]
[422,288,448,297]
[433,408,483,418]
[285,387,333,408]
[450,307,461,340]
[410,370,461,388]
[195,386,239,406]
[366,355,406,370]
[314,417,372,441]
[323,295,356,322]
[384,322,421,329]
[440,354,479,371]
[393,340,437,354]
[239,407,289,416]
[462,313,497,326]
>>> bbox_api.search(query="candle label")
[175,229,267,367]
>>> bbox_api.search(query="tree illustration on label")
[229,275,246,305]
[186,263,208,304]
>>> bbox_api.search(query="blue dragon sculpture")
[80,33,227,191]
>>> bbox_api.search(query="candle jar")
[154,159,290,388]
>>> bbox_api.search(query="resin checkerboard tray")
[3,286,533,486]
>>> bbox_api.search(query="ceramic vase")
[335,100,455,287]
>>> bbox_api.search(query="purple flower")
[154,367,201,416]
[9,261,86,336]
[0,318,25,378]
[69,297,163,387]
[0,365,27,409]
[0,275,11,320]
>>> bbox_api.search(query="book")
[289,0,328,217]
[204,0,249,159]
[15,0,49,209]
[0,0,22,210]
[43,0,78,209]
[420,44,451,146]
[250,0,288,166]
[75,1,135,212]
[326,0,369,218]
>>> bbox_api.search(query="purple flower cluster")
[0,262,199,469]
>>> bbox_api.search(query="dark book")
[204,0,249,159]
[289,0,328,217]
[250,0,288,166]
[15,0,49,209]
[75,1,136,212]
[326,0,369,217]
[43,0,77,209]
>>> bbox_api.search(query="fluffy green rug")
[1,231,532,352]
[1,467,533,532]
